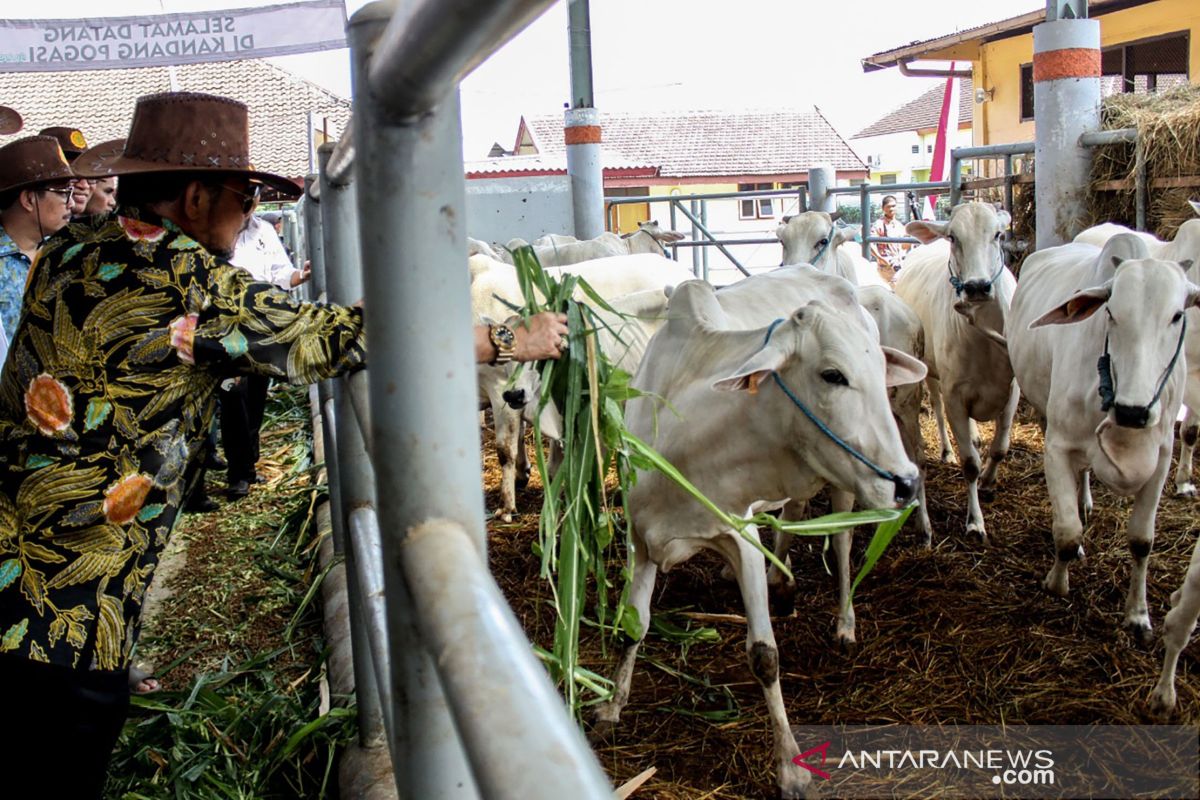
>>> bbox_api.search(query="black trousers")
[219,374,270,483]
[0,653,130,798]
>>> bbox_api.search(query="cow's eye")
[820,369,848,386]
[947,234,956,245]
[1173,310,1184,324]
[817,238,829,248]
[994,231,1003,241]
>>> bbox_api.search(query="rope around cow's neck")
[763,318,901,484]
[947,255,1006,297]
[1096,316,1186,413]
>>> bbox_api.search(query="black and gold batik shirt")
[0,208,364,671]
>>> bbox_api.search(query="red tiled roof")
[524,108,865,178]
[852,79,973,139]
[0,60,349,181]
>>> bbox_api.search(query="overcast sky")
[22,0,1043,157]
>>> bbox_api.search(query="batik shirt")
[0,222,33,341]
[0,208,365,671]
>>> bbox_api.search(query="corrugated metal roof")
[0,60,350,180]
[525,108,865,178]
[853,79,974,139]
[465,151,655,176]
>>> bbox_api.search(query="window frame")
[737,182,777,220]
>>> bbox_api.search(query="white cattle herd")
[468,202,1200,799]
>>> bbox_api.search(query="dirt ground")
[484,406,1200,800]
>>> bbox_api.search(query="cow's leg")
[594,542,658,729]
[1122,445,1171,644]
[830,490,856,648]
[766,500,806,587]
[1042,442,1083,597]
[944,395,987,542]
[1175,404,1199,497]
[492,404,522,522]
[978,381,1020,503]
[719,531,808,800]
[1152,541,1200,715]
[514,415,530,491]
[1077,468,1093,523]
[928,377,955,463]
[894,402,932,546]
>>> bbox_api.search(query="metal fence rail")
[304,2,613,799]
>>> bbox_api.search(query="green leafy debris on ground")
[105,384,356,799]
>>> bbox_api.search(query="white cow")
[597,272,924,800]
[778,211,932,545]
[532,220,686,266]
[1072,201,1200,496]
[1009,234,1195,651]
[471,253,695,520]
[895,203,1020,543]
[775,211,889,288]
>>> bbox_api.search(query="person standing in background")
[869,194,911,284]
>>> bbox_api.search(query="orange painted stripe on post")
[1033,48,1100,82]
[564,125,602,145]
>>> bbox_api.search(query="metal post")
[304,177,326,302]
[1033,11,1100,247]
[700,199,710,282]
[349,7,485,796]
[565,0,603,239]
[1003,154,1015,214]
[949,154,963,209]
[690,199,701,275]
[860,184,871,260]
[808,164,835,213]
[318,143,389,748]
[1134,134,1147,231]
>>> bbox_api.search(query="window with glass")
[737,182,776,219]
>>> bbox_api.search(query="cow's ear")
[781,214,793,225]
[660,229,686,242]
[713,344,788,394]
[829,210,844,223]
[882,346,927,387]
[1179,259,1194,272]
[774,221,788,241]
[1030,284,1112,327]
[905,219,949,244]
[833,224,860,247]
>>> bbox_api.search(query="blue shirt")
[0,223,32,340]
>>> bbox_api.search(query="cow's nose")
[892,474,919,506]
[502,388,527,409]
[1113,403,1150,429]
[961,280,993,301]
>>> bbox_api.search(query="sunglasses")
[41,187,74,202]
[220,182,261,215]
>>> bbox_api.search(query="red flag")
[925,65,961,219]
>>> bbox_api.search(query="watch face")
[494,325,515,347]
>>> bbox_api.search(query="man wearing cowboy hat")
[0,135,75,354]
[0,90,566,795]
[38,125,93,216]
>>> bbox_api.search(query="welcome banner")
[0,0,347,73]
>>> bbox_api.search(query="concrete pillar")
[1033,16,1100,248]
[565,107,604,239]
[808,164,836,213]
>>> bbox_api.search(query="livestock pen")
[481,409,1200,798]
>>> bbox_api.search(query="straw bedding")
[483,407,1200,799]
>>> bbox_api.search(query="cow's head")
[712,300,926,509]
[776,210,855,270]
[1032,248,1198,430]
[907,202,1011,303]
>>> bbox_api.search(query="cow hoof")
[778,757,815,800]
[1177,483,1197,498]
[966,522,988,544]
[499,510,514,523]
[978,486,995,503]
[591,704,621,739]
[1149,686,1178,719]
[515,475,530,491]
[1041,573,1069,598]
[1123,619,1154,647]
[940,448,956,464]
[835,633,858,654]
[769,582,797,617]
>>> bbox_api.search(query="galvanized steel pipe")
[367,0,557,119]
[402,519,612,800]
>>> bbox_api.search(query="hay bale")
[1087,84,1200,238]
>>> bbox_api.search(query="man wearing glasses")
[0,135,75,355]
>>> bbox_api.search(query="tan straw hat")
[73,91,300,197]
[0,105,22,136]
[0,136,75,195]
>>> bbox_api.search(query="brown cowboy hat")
[0,136,75,195]
[73,91,300,197]
[0,105,22,136]
[38,126,89,162]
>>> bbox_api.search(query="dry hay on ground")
[482,406,1200,800]
[1087,84,1200,239]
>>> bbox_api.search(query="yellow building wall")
[971,0,1200,145]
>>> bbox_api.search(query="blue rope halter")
[1096,317,1186,413]
[947,256,1005,297]
[763,319,901,484]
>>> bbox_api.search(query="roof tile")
[852,79,973,139]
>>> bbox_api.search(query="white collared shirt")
[230,215,297,290]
